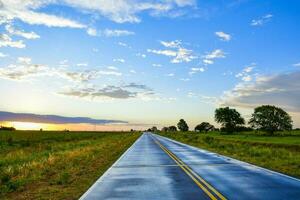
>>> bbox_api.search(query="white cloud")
[166,73,175,77]
[235,63,256,82]
[59,83,154,100]
[136,53,146,58]
[293,62,300,67]
[118,42,128,47]
[215,31,231,41]
[5,24,40,39]
[102,29,135,37]
[189,67,205,75]
[202,49,225,65]
[107,66,118,70]
[87,28,97,36]
[0,52,8,57]
[63,0,196,23]
[251,14,273,26]
[180,78,190,81]
[0,34,25,48]
[130,69,137,73]
[76,63,88,67]
[113,58,125,63]
[152,64,162,67]
[161,40,181,48]
[148,40,196,63]
[221,71,300,113]
[0,57,46,80]
[0,1,85,28]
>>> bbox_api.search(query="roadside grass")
[158,131,300,178]
[0,131,141,200]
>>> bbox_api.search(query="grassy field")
[0,131,141,200]
[158,131,300,178]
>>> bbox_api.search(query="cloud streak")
[0,111,126,124]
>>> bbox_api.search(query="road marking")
[152,135,227,200]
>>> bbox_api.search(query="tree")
[150,126,158,132]
[195,122,215,133]
[215,107,245,133]
[177,119,189,132]
[168,126,177,132]
[249,105,293,134]
[161,127,169,132]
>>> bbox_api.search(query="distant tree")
[168,126,177,132]
[177,119,189,132]
[150,126,158,132]
[0,126,16,131]
[161,127,169,132]
[215,107,245,133]
[194,122,215,133]
[249,105,293,135]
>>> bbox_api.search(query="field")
[158,131,300,178]
[0,131,141,200]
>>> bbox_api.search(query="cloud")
[0,1,85,28]
[0,57,47,80]
[76,63,88,67]
[0,111,126,124]
[102,29,135,37]
[113,58,125,63]
[189,67,205,75]
[0,57,121,82]
[220,71,300,112]
[235,63,256,82]
[5,24,40,39]
[152,63,162,67]
[0,34,25,48]
[148,40,196,63]
[0,52,8,57]
[293,63,300,67]
[215,31,231,41]
[251,14,273,26]
[63,0,196,23]
[136,53,146,58]
[118,42,128,47]
[86,28,97,36]
[166,73,175,77]
[59,83,154,100]
[202,49,225,65]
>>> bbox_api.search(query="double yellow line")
[153,137,227,200]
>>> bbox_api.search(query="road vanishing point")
[80,133,300,200]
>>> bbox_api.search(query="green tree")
[161,127,169,132]
[177,119,189,132]
[249,105,293,134]
[168,126,177,132]
[194,122,214,133]
[215,107,245,133]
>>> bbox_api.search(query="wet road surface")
[80,132,300,200]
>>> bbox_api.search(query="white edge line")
[153,133,300,182]
[79,133,144,199]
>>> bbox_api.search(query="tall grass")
[0,131,141,200]
[158,131,300,178]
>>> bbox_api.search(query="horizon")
[1,1,300,130]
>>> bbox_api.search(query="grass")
[158,131,300,178]
[0,130,141,200]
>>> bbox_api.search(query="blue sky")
[1,0,300,130]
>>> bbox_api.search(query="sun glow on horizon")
[0,121,147,131]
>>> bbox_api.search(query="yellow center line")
[152,136,227,200]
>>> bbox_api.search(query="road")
[80,132,300,200]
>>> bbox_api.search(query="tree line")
[148,105,293,135]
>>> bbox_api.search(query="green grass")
[158,131,300,178]
[0,130,141,200]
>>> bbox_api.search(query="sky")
[0,0,300,130]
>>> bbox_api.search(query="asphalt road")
[80,132,300,200]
